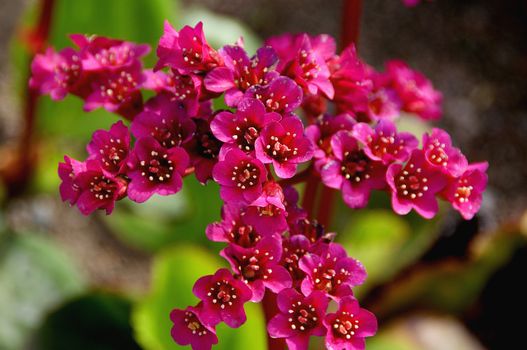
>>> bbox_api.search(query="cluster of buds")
[31,20,487,350]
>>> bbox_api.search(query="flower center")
[341,150,371,183]
[288,301,318,331]
[89,176,117,200]
[99,138,127,173]
[139,151,174,183]
[283,247,307,282]
[54,55,81,88]
[332,311,360,340]
[182,44,202,67]
[184,311,209,336]
[94,46,134,67]
[100,70,138,103]
[454,178,473,204]
[197,132,221,159]
[265,133,298,162]
[238,249,272,282]
[233,124,259,151]
[170,73,197,101]
[368,132,405,159]
[207,281,237,309]
[229,224,261,248]
[395,162,428,199]
[427,140,448,167]
[311,261,350,295]
[231,162,260,189]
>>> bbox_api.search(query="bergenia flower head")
[131,93,196,148]
[267,288,329,350]
[443,162,488,220]
[386,149,447,218]
[212,148,267,204]
[156,21,222,74]
[254,116,313,178]
[221,237,292,302]
[58,156,86,205]
[205,204,266,248]
[352,120,418,165]
[320,130,386,209]
[245,76,303,115]
[170,305,218,350]
[266,33,334,99]
[126,136,189,203]
[210,98,281,153]
[30,47,83,100]
[87,120,130,175]
[73,159,127,215]
[69,34,150,71]
[205,45,278,106]
[422,128,468,177]
[299,242,366,299]
[323,296,378,350]
[192,268,253,328]
[386,60,442,120]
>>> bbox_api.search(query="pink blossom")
[254,116,313,178]
[244,76,303,115]
[185,118,223,183]
[126,137,189,202]
[221,237,292,302]
[131,94,196,148]
[58,156,86,205]
[192,268,253,328]
[267,288,329,350]
[323,296,377,350]
[170,305,218,350]
[86,121,130,175]
[205,45,278,106]
[210,98,281,153]
[443,162,488,220]
[212,148,267,204]
[422,128,468,177]
[352,120,418,165]
[386,149,447,218]
[320,131,386,209]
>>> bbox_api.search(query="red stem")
[262,291,285,350]
[316,0,363,228]
[301,172,319,219]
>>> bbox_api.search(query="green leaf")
[132,245,267,350]
[105,176,223,252]
[32,292,141,350]
[0,234,85,350]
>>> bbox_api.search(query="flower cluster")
[31,20,488,350]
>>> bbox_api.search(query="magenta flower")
[386,149,447,219]
[86,121,130,175]
[443,162,488,220]
[320,131,386,209]
[156,21,222,74]
[170,305,218,350]
[126,137,189,203]
[74,160,127,215]
[267,33,334,98]
[210,98,281,153]
[323,296,377,350]
[30,47,82,100]
[299,242,366,299]
[58,156,86,205]
[366,69,402,121]
[386,60,442,120]
[205,45,278,106]
[352,120,418,165]
[212,148,267,204]
[244,76,303,115]
[254,116,313,178]
[304,113,356,169]
[192,268,252,328]
[83,63,144,119]
[185,118,223,183]
[422,128,468,177]
[243,203,289,237]
[329,45,372,116]
[131,94,196,149]
[206,204,265,248]
[281,235,314,287]
[267,288,329,350]
[69,34,150,71]
[221,237,292,302]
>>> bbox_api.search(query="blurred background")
[0,0,526,349]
